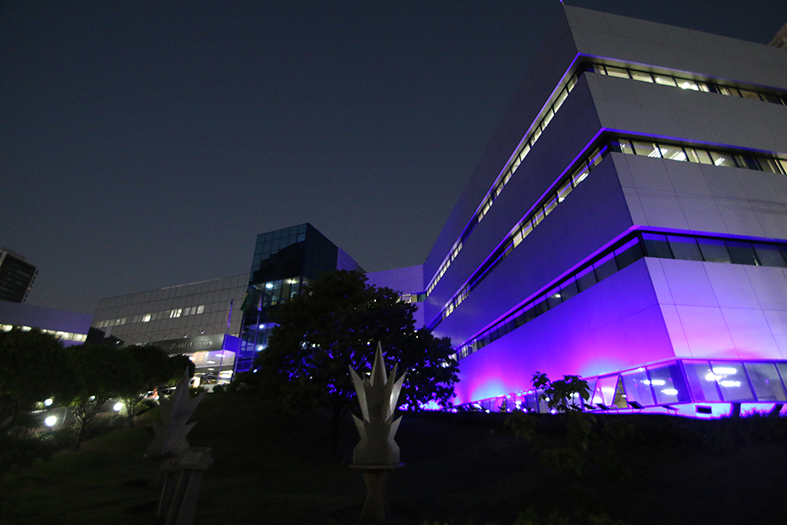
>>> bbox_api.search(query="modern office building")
[89,274,248,379]
[419,5,787,417]
[0,247,37,303]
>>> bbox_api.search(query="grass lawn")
[8,392,787,524]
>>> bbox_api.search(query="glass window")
[533,295,549,317]
[557,180,573,202]
[523,304,536,323]
[683,360,722,402]
[632,141,661,157]
[615,238,644,270]
[668,236,703,261]
[677,79,700,91]
[512,230,524,248]
[571,165,590,187]
[653,75,677,87]
[744,363,787,401]
[531,126,542,144]
[612,138,633,154]
[758,158,784,174]
[718,86,733,96]
[553,89,568,112]
[544,195,558,216]
[594,252,618,282]
[685,148,713,165]
[710,151,735,167]
[576,265,597,292]
[697,82,710,92]
[697,238,731,263]
[513,311,526,328]
[659,144,687,161]
[648,363,690,404]
[520,143,531,161]
[531,210,544,228]
[546,287,563,309]
[542,107,554,128]
[588,147,605,167]
[761,93,782,104]
[520,221,534,240]
[739,89,761,101]
[605,66,630,79]
[642,233,673,259]
[566,75,578,92]
[611,376,628,408]
[622,368,655,406]
[725,240,759,265]
[559,277,579,301]
[753,243,787,268]
[710,361,754,401]
[591,375,620,407]
[629,70,653,83]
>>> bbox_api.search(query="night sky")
[2,0,785,314]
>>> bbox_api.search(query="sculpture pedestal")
[350,464,404,524]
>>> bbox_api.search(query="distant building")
[0,248,88,345]
[88,274,248,380]
[769,22,787,49]
[88,223,362,380]
[0,247,37,303]
[0,302,90,346]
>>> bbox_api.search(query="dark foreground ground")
[7,392,787,524]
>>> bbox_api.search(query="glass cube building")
[236,223,362,372]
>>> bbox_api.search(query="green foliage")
[0,329,73,475]
[253,270,458,420]
[65,344,142,449]
[532,372,590,413]
[506,373,640,520]
[0,328,71,434]
[167,353,195,383]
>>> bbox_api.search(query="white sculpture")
[350,342,406,465]
[146,370,205,458]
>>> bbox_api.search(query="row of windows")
[245,277,305,310]
[590,359,787,408]
[425,58,787,302]
[95,304,208,328]
[432,145,606,327]
[426,73,583,297]
[476,359,787,414]
[613,138,787,174]
[400,292,426,304]
[431,133,787,331]
[456,232,787,360]
[0,324,87,342]
[590,63,787,106]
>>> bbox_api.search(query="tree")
[121,345,184,423]
[167,354,195,382]
[0,329,72,474]
[0,328,71,434]
[251,270,458,449]
[66,344,142,450]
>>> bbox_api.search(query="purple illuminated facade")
[409,5,787,417]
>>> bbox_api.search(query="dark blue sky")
[2,0,785,313]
